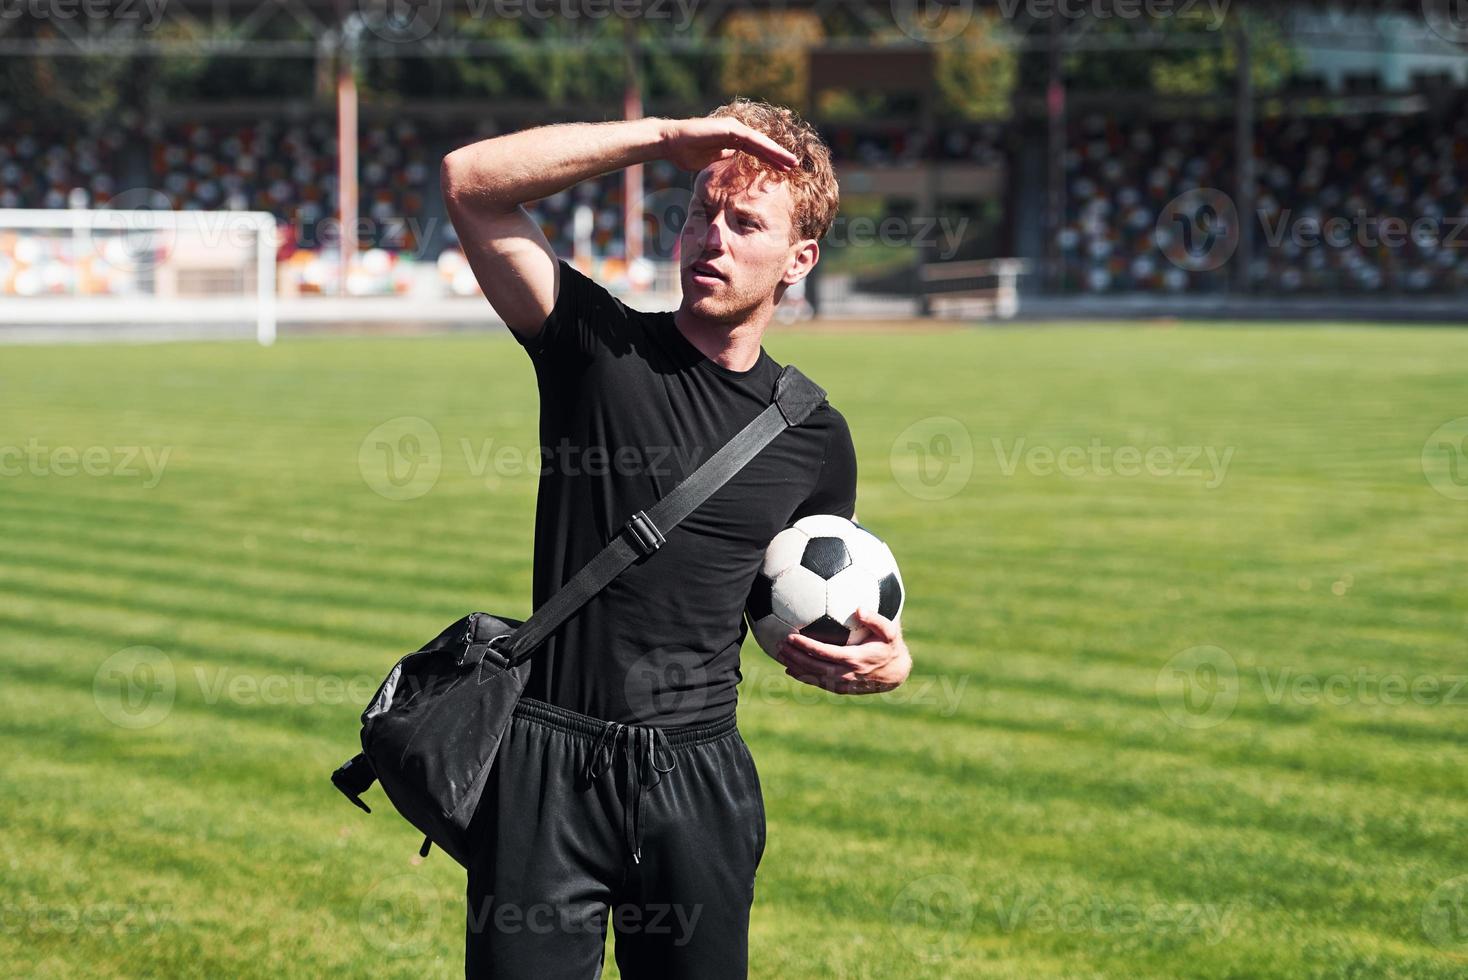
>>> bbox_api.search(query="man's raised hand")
[659,117,799,173]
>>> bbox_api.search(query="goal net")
[0,207,278,345]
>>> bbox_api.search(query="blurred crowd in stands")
[4,109,1467,296]
[1059,112,1468,294]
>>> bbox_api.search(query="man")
[441,98,912,979]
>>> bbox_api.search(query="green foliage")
[0,47,131,123]
[146,18,319,102]
[382,18,706,106]
[1065,10,1299,97]
[935,11,1018,120]
[718,11,825,110]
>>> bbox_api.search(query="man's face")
[678,160,808,324]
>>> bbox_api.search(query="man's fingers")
[729,124,798,169]
[784,665,893,696]
[785,664,861,692]
[784,630,899,676]
[777,640,852,678]
[852,606,900,643]
[785,631,860,663]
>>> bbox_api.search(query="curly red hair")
[708,97,840,244]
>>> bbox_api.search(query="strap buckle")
[331,754,375,814]
[623,510,666,557]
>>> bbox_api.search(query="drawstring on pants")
[583,721,678,865]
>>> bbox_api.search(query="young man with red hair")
[441,98,911,979]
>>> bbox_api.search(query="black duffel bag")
[331,365,827,868]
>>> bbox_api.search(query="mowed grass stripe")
[2,680,1444,956]
[0,486,539,563]
[4,327,1467,977]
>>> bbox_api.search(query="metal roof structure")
[4,0,1464,57]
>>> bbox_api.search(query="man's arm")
[440,117,798,339]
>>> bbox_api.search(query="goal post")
[0,207,279,345]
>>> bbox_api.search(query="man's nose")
[691,211,726,252]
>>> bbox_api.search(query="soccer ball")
[745,515,904,658]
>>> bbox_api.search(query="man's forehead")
[695,163,790,210]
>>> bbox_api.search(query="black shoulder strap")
[492,364,826,665]
[331,366,823,814]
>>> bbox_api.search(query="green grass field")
[3,324,1467,978]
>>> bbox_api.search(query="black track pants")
[464,696,767,979]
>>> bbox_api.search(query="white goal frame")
[0,208,278,345]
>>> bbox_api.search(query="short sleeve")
[513,259,631,367]
[791,407,858,522]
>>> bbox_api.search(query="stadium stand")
[1058,111,1468,295]
[0,116,128,211]
[5,106,1466,300]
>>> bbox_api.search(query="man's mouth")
[689,261,726,285]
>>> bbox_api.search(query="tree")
[936,11,1019,120]
[718,10,825,110]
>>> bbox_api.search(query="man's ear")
[783,239,820,286]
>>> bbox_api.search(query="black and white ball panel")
[877,569,904,621]
[745,515,904,659]
[746,570,775,621]
[799,536,851,578]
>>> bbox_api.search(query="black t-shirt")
[510,260,858,726]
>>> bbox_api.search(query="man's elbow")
[442,151,490,203]
[442,151,518,220]
[440,153,471,209]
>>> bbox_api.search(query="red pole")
[337,46,358,296]
[623,20,644,282]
